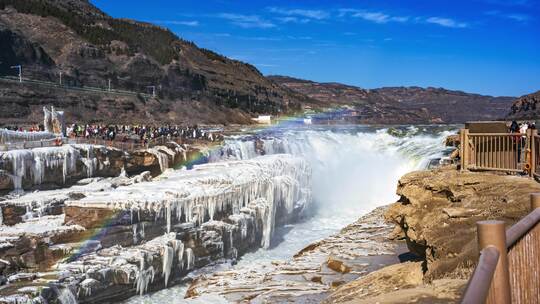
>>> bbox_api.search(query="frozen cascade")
[67,154,312,250]
[1,146,80,190]
[57,287,78,304]
[0,128,55,144]
[77,145,99,178]
[135,254,156,296]
[208,126,454,220]
[148,148,171,172]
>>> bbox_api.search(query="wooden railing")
[460,128,539,176]
[461,193,540,304]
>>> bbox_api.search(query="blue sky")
[91,0,539,97]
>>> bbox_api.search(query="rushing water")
[124,124,457,304]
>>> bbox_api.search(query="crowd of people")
[509,120,536,134]
[66,124,222,143]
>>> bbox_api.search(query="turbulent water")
[124,124,456,304]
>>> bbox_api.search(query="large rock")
[385,167,540,281]
[324,262,424,303]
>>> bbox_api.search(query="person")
[520,122,529,135]
[510,120,519,133]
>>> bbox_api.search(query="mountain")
[0,0,312,125]
[269,76,515,124]
[507,91,540,120]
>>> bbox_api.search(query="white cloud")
[426,17,468,28]
[507,14,530,22]
[339,9,409,24]
[486,10,531,23]
[153,20,199,27]
[276,16,311,24]
[268,7,329,20]
[217,13,276,29]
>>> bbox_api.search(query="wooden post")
[477,220,511,304]
[460,129,470,171]
[531,193,540,210]
[460,129,466,171]
[530,129,538,177]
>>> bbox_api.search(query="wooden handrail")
[506,208,540,248]
[461,246,500,304]
[469,133,523,136]
[461,194,540,304]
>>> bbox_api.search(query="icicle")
[177,241,185,269]
[135,254,156,296]
[140,222,146,239]
[132,223,138,245]
[166,202,171,234]
[162,244,174,287]
[185,248,195,270]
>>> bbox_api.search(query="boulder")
[385,167,540,280]
[327,257,351,274]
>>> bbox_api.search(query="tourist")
[510,120,519,133]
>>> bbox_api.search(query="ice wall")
[0,129,55,144]
[1,145,80,191]
[66,154,312,250]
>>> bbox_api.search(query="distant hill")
[507,91,540,120]
[0,0,521,126]
[269,76,516,124]
[0,0,312,125]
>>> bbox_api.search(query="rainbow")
[62,107,346,262]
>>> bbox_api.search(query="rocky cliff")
[508,90,540,120]
[270,76,515,124]
[385,168,540,281]
[0,0,312,125]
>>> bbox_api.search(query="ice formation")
[1,146,80,190]
[43,106,65,135]
[66,154,312,249]
[0,129,55,144]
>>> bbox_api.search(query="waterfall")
[209,126,454,216]
[122,125,456,304]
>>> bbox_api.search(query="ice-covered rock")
[64,154,311,250]
[0,129,55,145]
[0,143,191,192]
[0,155,311,303]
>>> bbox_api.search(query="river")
[124,124,457,304]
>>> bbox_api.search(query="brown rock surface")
[324,262,424,303]
[385,167,540,281]
[508,90,540,120]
